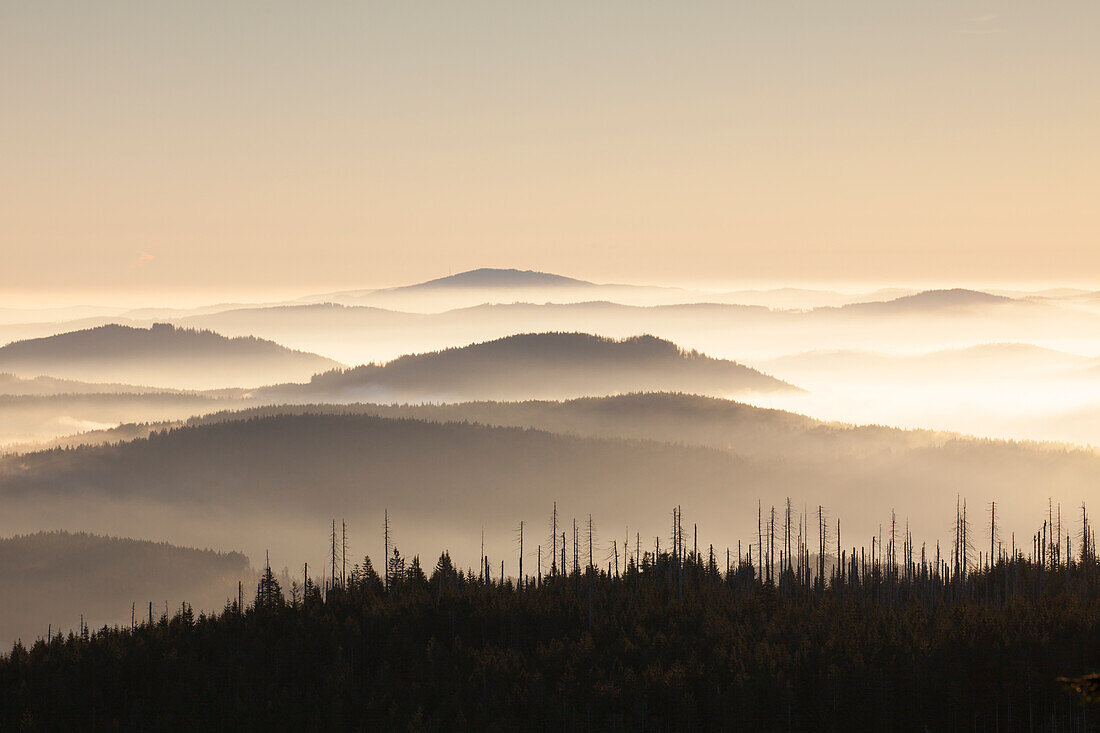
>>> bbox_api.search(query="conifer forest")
[4,501,1100,730]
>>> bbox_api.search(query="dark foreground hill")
[260,333,797,402]
[0,323,341,389]
[1,550,1096,731]
[0,531,250,646]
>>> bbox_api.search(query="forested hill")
[15,393,810,452]
[258,333,797,402]
[41,391,1091,464]
[0,372,188,396]
[0,531,250,646]
[1,410,1097,575]
[837,288,1013,313]
[0,323,341,389]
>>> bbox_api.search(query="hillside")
[0,531,250,647]
[304,268,686,312]
[379,267,594,292]
[2,409,1096,580]
[2,553,1095,731]
[0,323,342,389]
[0,372,188,396]
[260,333,797,402]
[8,291,1100,370]
[838,288,1015,313]
[174,303,427,365]
[1,393,931,455]
[167,296,1100,369]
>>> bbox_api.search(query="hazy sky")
[3,1,1099,300]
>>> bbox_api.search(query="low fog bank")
[747,344,1100,447]
[5,288,1100,452]
[0,531,253,649]
[0,393,239,447]
[0,333,797,448]
[168,291,1100,367]
[6,287,1100,369]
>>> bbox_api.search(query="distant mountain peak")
[837,288,1014,313]
[886,289,1011,307]
[382,268,595,292]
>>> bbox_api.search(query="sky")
[3,1,1099,302]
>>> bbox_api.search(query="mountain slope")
[1,407,1096,581]
[0,324,342,389]
[7,289,1099,371]
[49,393,931,458]
[0,372,190,396]
[838,288,1014,313]
[0,531,250,646]
[304,268,687,312]
[380,267,594,292]
[260,333,798,402]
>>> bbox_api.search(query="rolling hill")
[257,333,798,402]
[35,393,942,458]
[0,323,342,389]
[1,404,1096,585]
[0,334,792,448]
[837,289,1015,313]
[374,267,594,292]
[5,282,1100,370]
[304,267,686,312]
[0,372,190,396]
[0,531,250,647]
[166,293,1100,368]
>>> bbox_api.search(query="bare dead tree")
[517,520,524,589]
[551,502,558,577]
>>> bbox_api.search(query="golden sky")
[3,1,1099,299]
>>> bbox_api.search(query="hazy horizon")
[4,271,1100,311]
[5,2,1100,299]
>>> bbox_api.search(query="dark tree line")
[3,501,1100,731]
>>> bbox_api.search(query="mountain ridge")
[0,323,343,390]
[257,332,798,402]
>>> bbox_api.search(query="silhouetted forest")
[4,506,1099,731]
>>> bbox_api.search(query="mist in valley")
[3,271,1100,647]
[10,1,1100,722]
